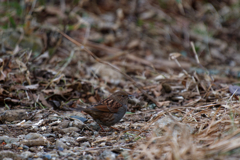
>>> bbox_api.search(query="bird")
[76,91,132,131]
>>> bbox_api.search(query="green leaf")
[126,112,134,114]
[9,16,16,28]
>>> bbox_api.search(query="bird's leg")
[99,124,106,132]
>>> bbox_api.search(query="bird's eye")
[122,95,125,97]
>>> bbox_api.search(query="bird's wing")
[92,97,122,113]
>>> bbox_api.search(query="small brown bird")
[78,91,132,131]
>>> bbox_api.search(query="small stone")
[70,116,88,123]
[100,150,116,160]
[42,134,56,138]
[60,136,78,145]
[0,136,19,144]
[25,133,43,140]
[71,132,80,138]
[61,127,80,133]
[79,154,93,160]
[55,140,69,149]
[20,151,33,159]
[58,120,70,129]
[0,150,19,160]
[12,142,20,147]
[18,147,23,150]
[80,142,91,149]
[72,119,85,129]
[0,109,28,122]
[57,147,64,151]
[23,145,29,150]
[76,136,88,142]
[29,147,38,152]
[3,144,12,149]
[64,112,85,120]
[3,158,13,160]
[87,122,100,131]
[58,150,76,157]
[99,142,106,147]
[42,154,51,160]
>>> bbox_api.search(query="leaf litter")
[0,0,240,159]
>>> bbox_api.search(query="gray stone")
[55,140,69,149]
[25,133,43,140]
[60,136,78,145]
[61,127,80,133]
[0,150,19,160]
[79,154,94,160]
[12,142,20,147]
[100,150,116,160]
[42,134,56,138]
[3,158,13,160]
[0,136,19,144]
[58,150,78,157]
[20,151,33,159]
[3,144,12,149]
[72,119,85,129]
[0,109,28,122]
[58,120,70,129]
[87,122,100,131]
[71,131,81,138]
[80,142,91,149]
[22,145,29,150]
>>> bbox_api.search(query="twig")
[60,48,76,72]
[101,51,126,61]
[59,31,162,109]
[191,42,200,64]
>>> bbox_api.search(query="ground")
[0,0,240,160]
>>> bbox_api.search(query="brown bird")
[77,91,132,131]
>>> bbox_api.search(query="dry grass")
[1,0,240,159]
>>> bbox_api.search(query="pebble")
[79,154,93,160]
[61,127,80,133]
[76,136,88,142]
[25,133,43,140]
[87,122,100,131]
[42,154,51,160]
[42,134,56,138]
[55,140,69,149]
[60,136,77,145]
[80,142,91,149]
[20,151,33,159]
[3,144,12,149]
[23,145,30,150]
[100,150,116,160]
[70,115,88,123]
[0,150,19,160]
[3,158,14,160]
[58,150,76,157]
[58,120,70,128]
[72,119,85,129]
[0,136,19,144]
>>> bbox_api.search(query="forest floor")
[1,0,240,159]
